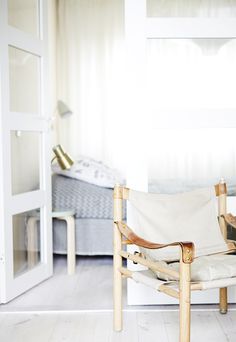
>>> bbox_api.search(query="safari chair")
[113,180,236,342]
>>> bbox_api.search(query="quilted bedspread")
[52,174,126,219]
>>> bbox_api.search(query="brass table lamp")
[52,144,74,170]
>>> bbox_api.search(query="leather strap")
[115,221,194,264]
[222,213,236,229]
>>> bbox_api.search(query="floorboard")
[215,311,236,342]
[137,311,169,342]
[1,256,236,341]
[1,311,236,342]
[2,255,236,313]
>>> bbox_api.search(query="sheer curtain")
[56,0,125,171]
[56,0,236,182]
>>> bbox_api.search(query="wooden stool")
[27,209,76,275]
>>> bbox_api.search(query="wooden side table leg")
[60,216,76,275]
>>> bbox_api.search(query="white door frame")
[125,0,236,131]
[0,0,52,303]
[125,0,236,305]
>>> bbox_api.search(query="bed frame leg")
[219,287,228,314]
[179,261,191,342]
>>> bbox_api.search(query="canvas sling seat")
[126,263,236,294]
[113,181,236,342]
[128,255,236,289]
[152,254,236,282]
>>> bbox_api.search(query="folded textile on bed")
[52,155,124,188]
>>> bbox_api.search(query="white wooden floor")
[0,310,236,342]
[3,255,236,312]
[0,255,114,311]
[1,256,236,341]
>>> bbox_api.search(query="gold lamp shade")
[52,144,74,170]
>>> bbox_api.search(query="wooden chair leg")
[113,186,123,331]
[219,287,228,314]
[113,234,122,331]
[179,261,191,342]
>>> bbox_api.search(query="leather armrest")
[222,213,236,230]
[114,221,194,264]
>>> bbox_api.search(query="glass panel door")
[0,0,52,303]
[8,0,40,37]
[125,0,236,306]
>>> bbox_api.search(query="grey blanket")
[52,174,126,219]
[51,175,236,256]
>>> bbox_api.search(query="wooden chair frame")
[113,181,236,342]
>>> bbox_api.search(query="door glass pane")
[9,46,40,115]
[8,0,40,37]
[147,38,236,110]
[146,38,236,185]
[147,128,236,187]
[147,0,236,18]
[13,208,41,277]
[11,131,40,195]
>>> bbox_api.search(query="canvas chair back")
[129,187,228,261]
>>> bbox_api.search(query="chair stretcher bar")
[119,267,180,299]
[120,250,180,280]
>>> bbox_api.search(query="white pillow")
[52,155,124,188]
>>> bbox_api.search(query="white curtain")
[56,0,125,171]
[56,0,236,183]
